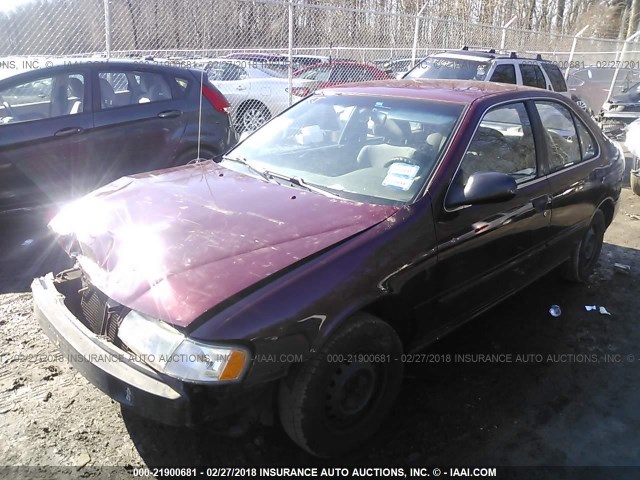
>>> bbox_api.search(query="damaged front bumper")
[32,273,270,429]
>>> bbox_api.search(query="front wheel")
[278,313,403,457]
[561,209,605,282]
[238,102,270,133]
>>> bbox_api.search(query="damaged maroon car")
[33,80,624,457]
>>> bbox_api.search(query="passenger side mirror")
[447,171,517,208]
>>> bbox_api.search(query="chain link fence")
[1,0,639,129]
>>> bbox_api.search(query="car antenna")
[197,68,204,162]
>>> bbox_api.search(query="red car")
[291,61,392,96]
[33,80,624,457]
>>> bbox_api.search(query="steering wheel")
[383,156,421,169]
[1,100,17,120]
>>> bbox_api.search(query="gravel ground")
[1,168,640,475]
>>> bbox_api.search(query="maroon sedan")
[32,80,624,457]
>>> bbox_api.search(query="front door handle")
[157,110,182,119]
[531,194,551,213]
[54,127,83,137]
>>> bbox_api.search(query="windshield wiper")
[263,170,341,199]
[221,155,271,182]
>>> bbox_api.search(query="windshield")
[223,94,464,205]
[405,57,490,81]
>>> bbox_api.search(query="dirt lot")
[1,164,640,475]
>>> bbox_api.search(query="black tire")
[561,209,605,282]
[237,102,271,133]
[631,171,640,196]
[278,312,403,457]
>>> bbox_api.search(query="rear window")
[541,63,567,92]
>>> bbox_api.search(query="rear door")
[432,101,552,325]
[90,65,187,180]
[0,68,93,211]
[531,99,603,265]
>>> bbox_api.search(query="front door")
[432,101,552,327]
[0,68,93,211]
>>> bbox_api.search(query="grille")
[80,286,124,343]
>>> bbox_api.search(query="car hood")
[50,161,397,327]
[609,90,640,105]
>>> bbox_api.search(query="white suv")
[403,48,570,96]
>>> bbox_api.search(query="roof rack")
[510,52,517,59]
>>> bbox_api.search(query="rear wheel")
[631,170,640,196]
[561,209,605,282]
[574,98,591,115]
[278,312,403,457]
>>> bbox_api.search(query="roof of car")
[433,49,554,63]
[319,79,551,104]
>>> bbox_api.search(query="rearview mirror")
[447,171,517,208]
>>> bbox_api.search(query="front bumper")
[32,273,268,428]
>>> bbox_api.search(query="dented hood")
[50,161,397,327]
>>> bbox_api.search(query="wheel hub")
[325,361,377,424]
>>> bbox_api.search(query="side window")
[542,64,567,92]
[490,64,516,84]
[173,77,190,98]
[99,70,172,109]
[460,102,537,184]
[574,116,598,160]
[298,66,330,81]
[223,64,245,81]
[535,101,581,171]
[356,66,375,81]
[0,73,85,124]
[520,64,546,89]
[330,66,353,83]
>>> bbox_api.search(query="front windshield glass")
[224,94,464,205]
[405,57,490,81]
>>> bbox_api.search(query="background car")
[0,61,235,213]
[33,79,624,458]
[567,66,640,114]
[403,48,569,97]
[292,61,392,94]
[197,58,312,132]
[598,80,640,140]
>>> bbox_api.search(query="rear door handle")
[54,127,83,137]
[531,194,551,213]
[157,110,182,119]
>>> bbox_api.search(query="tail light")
[202,84,230,114]
[291,86,311,98]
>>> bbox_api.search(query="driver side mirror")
[446,171,517,208]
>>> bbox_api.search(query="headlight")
[118,310,249,383]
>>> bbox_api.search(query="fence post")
[607,31,640,102]
[411,2,429,67]
[288,0,293,106]
[103,0,111,58]
[500,16,517,51]
[564,25,589,79]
